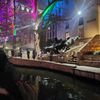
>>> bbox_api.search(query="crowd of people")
[10,48,37,60]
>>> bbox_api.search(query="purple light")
[0,0,14,21]
[21,5,25,10]
[5,36,8,42]
[26,8,30,12]
[30,0,38,20]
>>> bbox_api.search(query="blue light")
[42,0,75,28]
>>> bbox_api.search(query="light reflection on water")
[16,67,100,100]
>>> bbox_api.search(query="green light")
[41,0,57,19]
[0,29,1,33]
[0,26,2,33]
[14,28,16,36]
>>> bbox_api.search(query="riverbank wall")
[9,58,100,81]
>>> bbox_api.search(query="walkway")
[62,63,100,73]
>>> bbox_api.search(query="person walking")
[27,50,30,59]
[32,49,36,59]
[19,48,22,58]
[11,49,14,57]
[50,50,53,61]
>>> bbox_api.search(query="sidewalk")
[62,63,100,74]
[76,65,100,74]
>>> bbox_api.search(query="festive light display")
[37,0,58,30]
[41,0,58,20]
[0,28,2,33]
[29,0,38,20]
[0,0,14,37]
[14,28,17,36]
[0,0,58,45]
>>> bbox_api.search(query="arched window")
[65,23,69,29]
[79,17,84,25]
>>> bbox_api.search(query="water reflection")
[16,67,100,100]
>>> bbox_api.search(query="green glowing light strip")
[41,0,57,19]
[0,29,1,33]
[14,28,16,36]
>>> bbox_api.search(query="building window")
[65,23,69,29]
[79,17,84,25]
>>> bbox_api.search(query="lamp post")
[77,10,85,39]
[97,0,100,34]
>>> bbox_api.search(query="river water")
[16,67,100,100]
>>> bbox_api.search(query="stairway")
[78,35,100,67]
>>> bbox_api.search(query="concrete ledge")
[78,60,100,67]
[9,58,100,81]
[74,70,100,81]
[9,58,74,74]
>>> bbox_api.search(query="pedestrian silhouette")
[11,49,14,57]
[32,49,36,59]
[27,50,30,59]
[50,50,53,61]
[19,48,22,58]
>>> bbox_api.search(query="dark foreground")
[15,67,100,100]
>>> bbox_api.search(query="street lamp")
[77,11,82,15]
